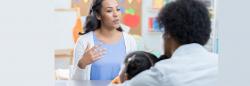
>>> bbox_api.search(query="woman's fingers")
[80,44,106,67]
[92,48,106,60]
[88,44,101,52]
[93,51,106,59]
[85,43,102,52]
[87,45,106,61]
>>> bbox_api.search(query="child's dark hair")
[124,51,158,80]
[80,0,123,35]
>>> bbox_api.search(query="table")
[55,80,113,86]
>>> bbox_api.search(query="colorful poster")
[148,17,162,32]
[119,0,142,35]
[123,14,140,28]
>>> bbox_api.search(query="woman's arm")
[70,36,106,80]
[70,37,90,80]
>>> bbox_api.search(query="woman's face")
[98,0,121,29]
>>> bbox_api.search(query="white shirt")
[122,43,218,86]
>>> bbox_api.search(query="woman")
[71,0,137,80]
[122,0,218,86]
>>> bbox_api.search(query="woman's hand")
[78,43,106,69]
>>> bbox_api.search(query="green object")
[125,8,135,15]
[152,51,162,58]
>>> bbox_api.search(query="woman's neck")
[98,26,118,38]
[94,26,122,44]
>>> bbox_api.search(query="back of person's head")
[82,0,123,35]
[123,51,158,80]
[158,0,211,45]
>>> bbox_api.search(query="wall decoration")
[125,8,135,15]
[119,0,142,35]
[123,14,140,28]
[148,17,162,32]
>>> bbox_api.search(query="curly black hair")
[158,0,211,45]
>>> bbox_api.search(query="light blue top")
[90,33,126,80]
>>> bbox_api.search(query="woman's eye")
[107,10,112,12]
[107,10,113,13]
[117,8,121,11]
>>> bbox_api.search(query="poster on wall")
[118,0,142,35]
[147,0,169,32]
[148,17,163,32]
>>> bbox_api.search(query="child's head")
[121,51,158,81]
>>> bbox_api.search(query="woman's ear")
[96,14,101,20]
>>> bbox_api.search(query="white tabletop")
[55,80,113,86]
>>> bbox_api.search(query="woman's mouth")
[113,19,120,24]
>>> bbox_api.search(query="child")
[112,51,158,84]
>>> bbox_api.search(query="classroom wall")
[141,0,164,55]
[52,0,77,49]
[0,0,54,85]
[51,0,164,53]
[52,11,76,49]
[51,0,217,54]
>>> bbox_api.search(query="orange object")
[72,17,83,43]
[111,76,122,84]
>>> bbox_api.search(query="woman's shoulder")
[122,32,134,40]
[78,32,94,40]
[76,31,94,44]
[122,32,137,48]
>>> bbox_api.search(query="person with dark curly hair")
[121,0,218,86]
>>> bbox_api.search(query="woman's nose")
[113,10,120,17]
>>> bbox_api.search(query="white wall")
[52,0,77,49]
[52,11,76,49]
[0,0,54,86]
[141,0,164,55]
